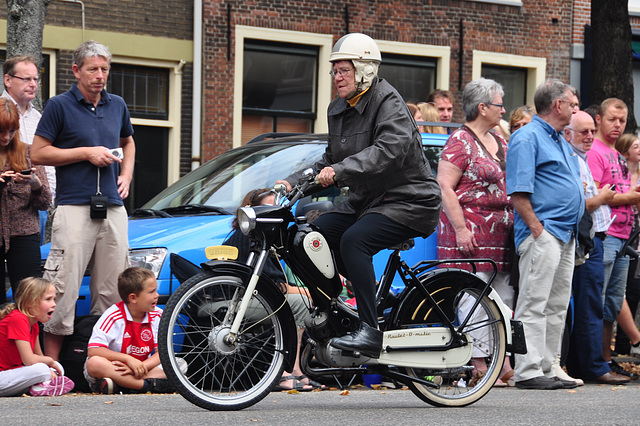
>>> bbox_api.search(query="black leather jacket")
[317,77,441,237]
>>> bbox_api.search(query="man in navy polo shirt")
[32,40,136,361]
[506,78,584,390]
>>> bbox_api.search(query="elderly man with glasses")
[506,78,584,390]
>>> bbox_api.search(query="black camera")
[90,195,108,219]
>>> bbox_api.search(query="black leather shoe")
[515,376,563,390]
[551,376,579,389]
[330,323,382,358]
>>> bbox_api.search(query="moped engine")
[306,311,370,367]
[314,340,371,368]
[305,310,335,342]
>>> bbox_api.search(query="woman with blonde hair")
[0,99,51,303]
[508,105,535,134]
[418,102,447,134]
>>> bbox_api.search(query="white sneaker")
[552,355,584,386]
[630,343,640,358]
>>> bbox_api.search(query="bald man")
[563,111,627,384]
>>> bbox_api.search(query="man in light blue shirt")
[506,78,584,390]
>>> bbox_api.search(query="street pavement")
[2,380,639,425]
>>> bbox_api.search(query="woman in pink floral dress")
[436,78,514,386]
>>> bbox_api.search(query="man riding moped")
[277,32,442,358]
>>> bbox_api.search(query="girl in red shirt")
[0,277,74,396]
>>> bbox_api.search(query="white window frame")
[466,0,523,6]
[472,50,546,107]
[42,48,56,101]
[234,26,333,148]
[111,56,185,185]
[375,40,450,95]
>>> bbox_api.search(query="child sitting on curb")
[0,277,74,397]
[84,267,184,394]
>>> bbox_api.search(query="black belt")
[595,232,607,241]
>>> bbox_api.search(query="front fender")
[200,260,299,371]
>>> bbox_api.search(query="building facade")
[0,0,590,209]
[202,0,574,156]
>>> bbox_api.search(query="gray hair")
[462,78,504,122]
[73,40,112,68]
[534,78,575,115]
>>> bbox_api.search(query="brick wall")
[201,0,573,160]
[573,2,640,45]
[0,0,193,40]
[572,0,591,45]
[55,50,76,95]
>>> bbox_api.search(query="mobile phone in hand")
[610,183,616,191]
[20,169,32,175]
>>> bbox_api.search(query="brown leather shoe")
[594,371,630,384]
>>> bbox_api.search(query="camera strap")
[90,166,108,219]
[96,167,101,195]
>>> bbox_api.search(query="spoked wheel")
[394,270,507,407]
[158,272,289,411]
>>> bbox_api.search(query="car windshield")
[142,141,327,213]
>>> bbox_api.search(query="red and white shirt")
[88,301,162,362]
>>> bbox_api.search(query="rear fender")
[392,268,512,346]
[200,260,299,371]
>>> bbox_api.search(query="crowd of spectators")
[429,78,640,388]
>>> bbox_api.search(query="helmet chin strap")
[346,77,366,100]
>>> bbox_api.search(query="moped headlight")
[237,207,256,235]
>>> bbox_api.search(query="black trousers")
[0,233,42,304]
[312,212,418,328]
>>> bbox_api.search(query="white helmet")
[330,33,382,63]
[330,33,381,97]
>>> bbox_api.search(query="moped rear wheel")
[158,272,287,411]
[396,272,507,407]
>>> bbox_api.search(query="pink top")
[587,138,634,239]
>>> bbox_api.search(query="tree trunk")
[591,0,637,132]
[6,0,50,110]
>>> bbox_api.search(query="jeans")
[39,209,48,245]
[566,237,610,379]
[601,235,630,322]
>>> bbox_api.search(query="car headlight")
[128,248,167,278]
[237,207,256,235]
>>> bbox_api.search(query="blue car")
[39,132,448,315]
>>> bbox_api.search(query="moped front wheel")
[158,272,287,411]
[395,271,507,407]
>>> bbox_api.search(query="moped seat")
[389,239,414,251]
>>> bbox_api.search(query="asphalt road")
[2,382,638,425]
